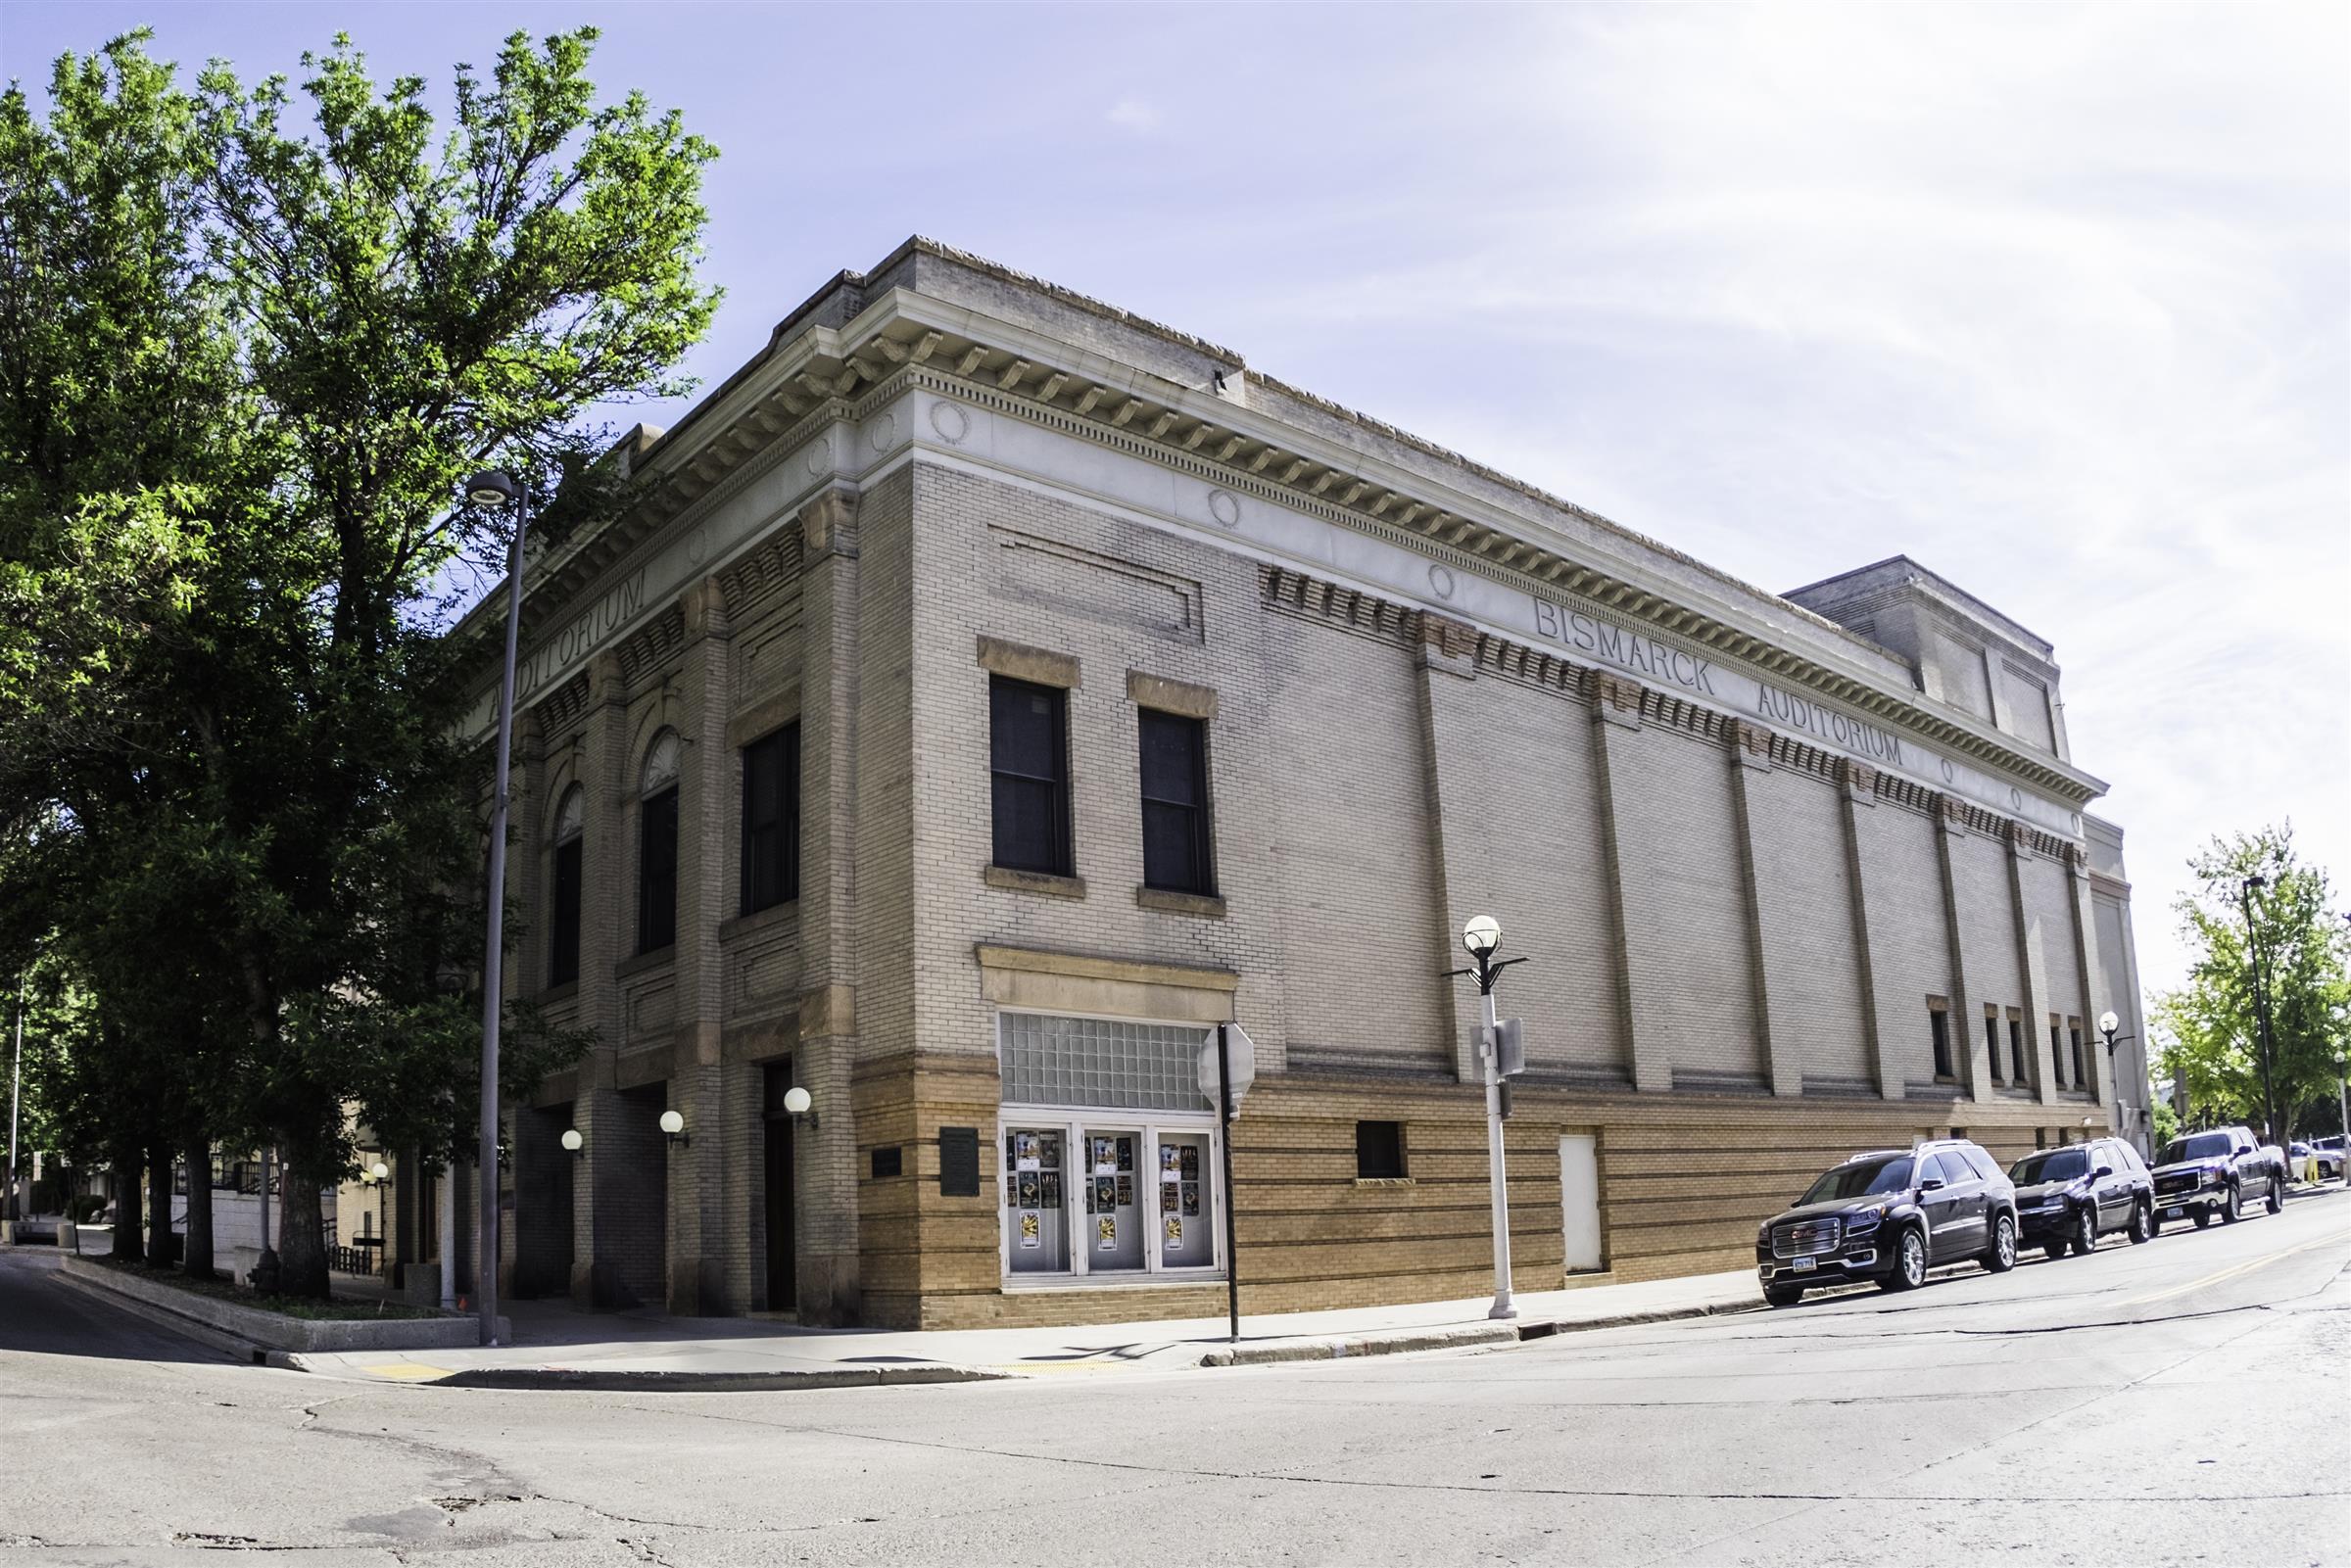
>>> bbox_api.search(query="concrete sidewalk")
[279,1267,1767,1390]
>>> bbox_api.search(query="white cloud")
[1105,95,1160,134]
[1227,2,2347,1005]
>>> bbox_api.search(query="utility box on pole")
[1495,1018,1526,1079]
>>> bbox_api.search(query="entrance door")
[1560,1134,1602,1273]
[1081,1129,1144,1271]
[763,1067,796,1313]
[1153,1133,1213,1268]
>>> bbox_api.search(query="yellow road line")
[2119,1230,2346,1309]
[360,1362,453,1381]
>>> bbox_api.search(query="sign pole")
[1218,1022,1240,1346]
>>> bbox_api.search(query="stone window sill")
[984,866,1086,900]
[539,980,579,1005]
[1000,1272,1224,1293]
[1134,886,1225,920]
[1353,1176,1415,1189]
[720,900,798,943]
[615,945,675,980]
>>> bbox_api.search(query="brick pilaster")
[1411,611,1492,1084]
[1727,721,1801,1097]
[1934,797,1993,1103]
[1588,674,1668,1093]
[2006,821,2055,1106]
[2065,845,2112,1114]
[570,652,634,1307]
[1835,761,1903,1100]
[794,485,864,1325]
[666,576,735,1312]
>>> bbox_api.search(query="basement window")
[1356,1120,1408,1180]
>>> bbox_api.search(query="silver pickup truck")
[2147,1125,2286,1231]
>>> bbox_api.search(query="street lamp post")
[1450,916,1526,1321]
[7,970,23,1224]
[2240,877,2283,1158]
[2096,1010,2139,1150]
[2335,1051,2347,1186]
[464,468,531,1347]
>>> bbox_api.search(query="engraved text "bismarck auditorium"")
[1754,683,1906,765]
[1531,598,1718,695]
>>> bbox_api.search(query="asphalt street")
[1,1189,2344,1567]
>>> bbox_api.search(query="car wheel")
[2128,1201,2152,1244]
[1764,1284,1803,1307]
[1984,1212,2017,1273]
[2071,1207,2098,1257]
[2266,1178,2283,1214]
[1881,1226,1926,1292]
[2192,1208,2213,1229]
[2221,1183,2241,1223]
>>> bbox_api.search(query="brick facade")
[391,239,2148,1330]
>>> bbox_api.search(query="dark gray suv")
[1756,1139,2019,1307]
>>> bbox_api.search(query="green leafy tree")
[2151,826,2351,1149]
[1,27,717,1295]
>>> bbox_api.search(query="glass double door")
[1004,1119,1215,1278]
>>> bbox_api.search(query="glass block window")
[1000,1013,1208,1112]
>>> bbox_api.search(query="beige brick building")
[413,238,2152,1330]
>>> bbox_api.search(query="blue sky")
[7,2,2346,1006]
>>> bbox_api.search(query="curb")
[1198,1298,1759,1367]
[54,1254,504,1353]
[51,1265,269,1365]
[408,1363,1007,1392]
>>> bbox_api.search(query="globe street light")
[1448,915,1526,1320]
[463,467,531,1348]
[2096,1010,2138,1146]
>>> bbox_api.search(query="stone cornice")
[465,276,2108,808]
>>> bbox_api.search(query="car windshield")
[2158,1133,2233,1164]
[2009,1149,2087,1185]
[1799,1156,1914,1205]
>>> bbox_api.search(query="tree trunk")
[275,1160,330,1298]
[181,1127,214,1280]
[145,1141,171,1267]
[109,1145,142,1259]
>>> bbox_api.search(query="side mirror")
[2094,1165,2113,1179]
[1918,1175,1945,1193]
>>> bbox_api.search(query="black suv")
[1756,1140,2018,1306]
[2008,1138,2155,1259]
[2149,1126,2286,1231]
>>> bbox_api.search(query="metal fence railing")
[328,1242,383,1276]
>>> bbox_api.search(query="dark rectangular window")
[2049,1019,2066,1088]
[1137,708,1213,894]
[741,724,799,915]
[2008,1015,2027,1085]
[551,837,582,987]
[870,1146,902,1179]
[1356,1120,1407,1179]
[989,677,1072,877]
[1929,1004,1953,1080]
[638,785,678,953]
[1986,1012,2003,1082]
[2070,1022,2087,1089]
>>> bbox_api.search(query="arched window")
[642,731,681,795]
[638,731,681,953]
[550,784,585,987]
